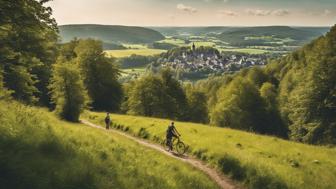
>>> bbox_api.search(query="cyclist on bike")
[166,122,181,151]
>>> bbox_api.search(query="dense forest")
[1,0,335,145]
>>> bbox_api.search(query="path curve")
[80,119,241,189]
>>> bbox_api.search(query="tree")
[127,75,173,118]
[0,0,58,105]
[210,77,269,133]
[73,39,123,112]
[49,61,89,122]
[185,86,208,123]
[246,67,269,88]
[160,69,188,120]
[260,82,288,137]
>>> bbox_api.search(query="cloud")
[246,9,290,16]
[177,4,197,13]
[272,9,290,16]
[246,9,271,16]
[204,0,229,2]
[323,9,331,16]
[218,10,238,17]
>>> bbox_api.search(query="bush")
[218,155,288,189]
[218,155,246,181]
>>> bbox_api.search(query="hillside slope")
[59,24,165,44]
[84,112,336,189]
[0,101,219,189]
[218,26,322,46]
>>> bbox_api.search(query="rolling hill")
[84,112,336,189]
[150,26,329,37]
[218,26,324,46]
[59,24,165,45]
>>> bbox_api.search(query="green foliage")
[152,42,178,50]
[210,77,269,133]
[118,54,156,69]
[0,0,58,105]
[49,62,88,122]
[57,39,123,112]
[127,74,172,118]
[125,70,189,120]
[277,25,336,144]
[160,69,188,120]
[185,85,208,123]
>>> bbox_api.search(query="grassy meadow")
[83,112,336,189]
[0,101,221,189]
[105,49,166,58]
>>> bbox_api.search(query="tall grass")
[83,112,336,189]
[0,101,219,189]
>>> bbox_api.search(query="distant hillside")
[59,24,165,44]
[150,26,330,37]
[218,26,323,46]
[150,27,232,36]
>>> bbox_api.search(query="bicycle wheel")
[163,139,171,151]
[175,141,186,155]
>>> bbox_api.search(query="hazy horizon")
[48,0,336,27]
[58,24,332,27]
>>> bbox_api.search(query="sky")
[47,0,336,26]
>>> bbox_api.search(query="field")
[105,49,166,58]
[0,101,220,189]
[120,67,147,76]
[84,112,336,189]
[122,43,149,49]
[157,38,186,46]
[219,48,270,54]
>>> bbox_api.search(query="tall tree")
[160,69,188,120]
[74,39,123,112]
[49,60,89,122]
[127,75,173,118]
[185,85,208,123]
[210,77,269,133]
[0,0,58,105]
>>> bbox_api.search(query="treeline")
[117,54,157,69]
[121,69,208,123]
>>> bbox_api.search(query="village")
[160,43,269,74]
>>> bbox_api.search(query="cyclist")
[105,112,111,130]
[166,122,181,151]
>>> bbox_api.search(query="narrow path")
[80,119,241,189]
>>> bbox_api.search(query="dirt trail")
[80,119,241,189]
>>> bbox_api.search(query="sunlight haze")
[48,0,336,26]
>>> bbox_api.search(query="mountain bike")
[163,136,187,155]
